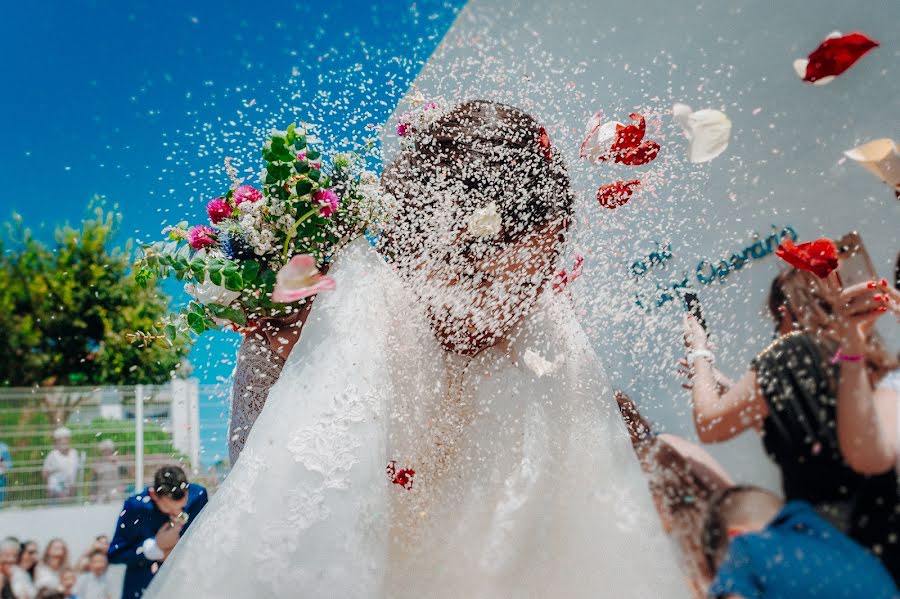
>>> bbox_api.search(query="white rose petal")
[184,276,240,306]
[843,138,900,190]
[467,202,502,238]
[522,349,560,378]
[579,112,621,163]
[672,103,732,163]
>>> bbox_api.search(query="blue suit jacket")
[108,484,208,598]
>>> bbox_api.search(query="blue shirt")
[710,501,898,599]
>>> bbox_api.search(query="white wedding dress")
[147,239,689,598]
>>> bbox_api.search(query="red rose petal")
[537,127,552,161]
[597,180,641,209]
[775,238,838,278]
[803,32,879,83]
[386,460,415,490]
[615,140,661,166]
[611,113,646,153]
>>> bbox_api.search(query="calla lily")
[271,254,336,303]
[793,31,879,86]
[843,138,900,195]
[672,104,732,163]
[184,276,241,306]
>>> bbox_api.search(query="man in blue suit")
[108,465,208,598]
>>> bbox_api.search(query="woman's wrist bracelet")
[687,349,715,366]
[831,349,865,364]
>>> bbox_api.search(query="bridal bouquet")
[134,124,379,341]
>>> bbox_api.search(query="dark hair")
[895,250,899,290]
[152,465,188,500]
[88,548,107,560]
[380,100,574,262]
[702,485,781,573]
[35,591,65,599]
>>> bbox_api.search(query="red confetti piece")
[798,32,879,84]
[537,127,552,161]
[386,461,415,490]
[775,238,838,279]
[597,180,641,209]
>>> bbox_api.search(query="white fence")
[0,381,230,509]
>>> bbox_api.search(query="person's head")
[702,485,783,573]
[148,465,189,517]
[768,267,900,380]
[52,427,71,452]
[42,538,68,570]
[98,439,115,457]
[0,539,18,578]
[381,100,574,355]
[59,568,76,592]
[87,549,108,577]
[92,535,109,553]
[18,540,38,570]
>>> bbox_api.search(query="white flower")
[467,202,502,238]
[843,138,900,190]
[184,276,240,306]
[672,103,732,163]
[579,112,622,162]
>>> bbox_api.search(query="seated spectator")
[831,280,900,475]
[58,569,76,599]
[74,550,112,599]
[75,537,109,574]
[91,440,122,503]
[12,540,39,598]
[108,465,208,598]
[703,485,897,598]
[682,269,900,581]
[42,428,79,502]
[34,539,69,593]
[0,440,11,504]
[1,538,19,599]
[616,391,733,598]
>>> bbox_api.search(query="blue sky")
[1,0,464,386]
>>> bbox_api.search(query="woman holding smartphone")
[681,267,900,583]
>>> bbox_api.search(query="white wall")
[392,0,900,488]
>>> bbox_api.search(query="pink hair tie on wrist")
[831,349,864,364]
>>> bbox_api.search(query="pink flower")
[188,225,217,250]
[233,185,262,205]
[296,152,321,170]
[271,254,336,303]
[396,121,410,137]
[313,189,340,217]
[206,197,233,224]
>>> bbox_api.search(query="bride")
[147,100,689,598]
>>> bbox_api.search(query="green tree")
[0,200,190,387]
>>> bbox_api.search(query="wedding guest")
[91,441,122,503]
[58,569,76,599]
[34,540,69,593]
[832,280,900,476]
[703,486,897,598]
[34,591,64,599]
[42,428,79,502]
[75,538,109,574]
[108,465,208,598]
[0,440,11,504]
[682,268,900,582]
[12,541,39,598]
[74,550,112,599]
[0,539,20,599]
[616,392,733,598]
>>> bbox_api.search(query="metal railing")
[0,381,231,509]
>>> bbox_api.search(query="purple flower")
[188,225,217,250]
[313,189,340,218]
[206,197,233,224]
[233,185,262,205]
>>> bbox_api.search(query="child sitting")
[702,485,897,598]
[74,549,112,599]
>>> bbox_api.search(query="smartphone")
[835,232,878,289]
[683,291,707,332]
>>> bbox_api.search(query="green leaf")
[224,272,243,291]
[294,135,306,150]
[285,123,296,145]
[206,303,248,325]
[309,169,321,182]
[268,164,292,182]
[208,270,223,286]
[305,149,321,161]
[241,260,260,282]
[296,180,313,197]
[186,312,206,335]
[295,161,310,174]
[164,324,178,342]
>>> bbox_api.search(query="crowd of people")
[623,258,900,598]
[0,534,114,599]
